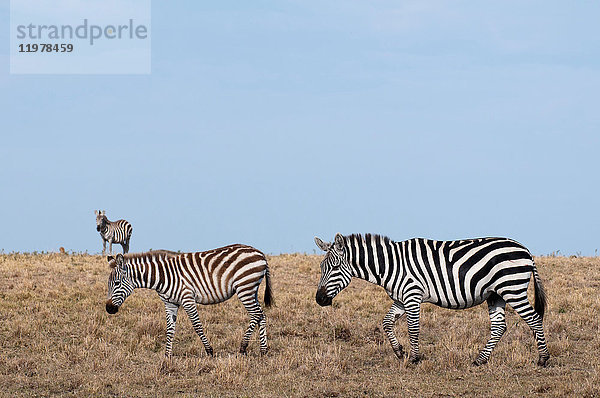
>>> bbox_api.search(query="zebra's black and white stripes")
[95,210,133,254]
[105,245,274,357]
[314,233,549,366]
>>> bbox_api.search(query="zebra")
[314,233,549,367]
[105,245,274,357]
[95,210,133,255]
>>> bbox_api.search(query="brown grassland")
[1,253,599,397]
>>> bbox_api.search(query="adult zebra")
[105,245,274,357]
[314,233,549,367]
[95,210,133,255]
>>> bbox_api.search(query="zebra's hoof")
[408,354,423,364]
[393,347,405,360]
[472,358,487,366]
[260,348,268,356]
[537,356,549,367]
[205,347,214,357]
[239,348,248,356]
[159,357,173,374]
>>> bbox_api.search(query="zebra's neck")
[344,234,403,287]
[127,252,175,293]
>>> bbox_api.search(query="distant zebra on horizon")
[314,233,549,367]
[95,210,133,255]
[105,245,274,357]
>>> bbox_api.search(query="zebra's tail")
[263,265,274,308]
[532,260,547,321]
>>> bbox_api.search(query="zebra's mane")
[125,249,179,258]
[345,233,394,246]
[109,250,179,269]
[123,250,179,262]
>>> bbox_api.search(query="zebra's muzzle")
[316,287,332,307]
[106,300,119,314]
[96,225,101,231]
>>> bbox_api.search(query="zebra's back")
[170,244,268,305]
[399,237,533,309]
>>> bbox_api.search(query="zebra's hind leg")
[237,287,267,355]
[181,299,213,357]
[257,312,267,355]
[505,295,550,367]
[474,294,506,366]
[382,301,405,360]
[122,240,129,254]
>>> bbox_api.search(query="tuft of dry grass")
[1,253,599,397]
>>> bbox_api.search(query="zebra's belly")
[192,286,235,305]
[425,291,490,309]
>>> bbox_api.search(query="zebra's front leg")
[382,301,405,360]
[474,294,506,366]
[405,301,423,364]
[182,300,213,357]
[108,240,114,255]
[102,239,107,255]
[163,302,179,357]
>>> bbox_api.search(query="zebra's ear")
[334,233,344,251]
[314,237,331,252]
[107,256,115,268]
[115,254,126,271]
[95,210,98,215]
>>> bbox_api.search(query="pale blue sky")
[1,1,599,255]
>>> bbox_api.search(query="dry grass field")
[1,252,599,397]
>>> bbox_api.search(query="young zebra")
[95,210,133,255]
[314,233,549,367]
[105,245,274,357]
